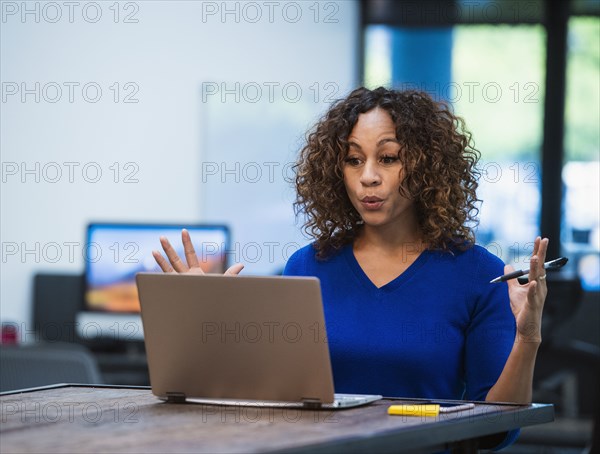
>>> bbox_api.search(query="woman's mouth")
[360,196,384,210]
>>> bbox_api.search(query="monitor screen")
[83,223,229,314]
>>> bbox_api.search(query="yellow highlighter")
[388,404,440,417]
[388,402,475,417]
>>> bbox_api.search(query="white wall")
[1,1,359,326]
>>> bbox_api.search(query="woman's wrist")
[514,333,542,348]
[515,316,543,345]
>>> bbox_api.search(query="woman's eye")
[344,157,361,166]
[381,156,399,164]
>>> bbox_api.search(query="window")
[563,16,600,290]
[453,25,545,265]
[364,24,547,267]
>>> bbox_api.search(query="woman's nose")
[359,161,381,186]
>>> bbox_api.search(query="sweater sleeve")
[463,247,515,401]
[464,247,520,451]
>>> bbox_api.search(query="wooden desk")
[0,385,554,453]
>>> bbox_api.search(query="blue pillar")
[390,28,453,102]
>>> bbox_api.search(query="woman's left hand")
[505,236,549,344]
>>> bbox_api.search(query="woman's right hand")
[152,229,244,275]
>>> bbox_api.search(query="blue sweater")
[284,243,519,449]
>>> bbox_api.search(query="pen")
[489,257,568,284]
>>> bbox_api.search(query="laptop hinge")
[166,392,187,404]
[301,398,322,409]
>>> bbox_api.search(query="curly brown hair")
[293,86,481,259]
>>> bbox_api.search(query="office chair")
[0,342,103,393]
[539,273,584,345]
[522,273,600,449]
[534,273,587,414]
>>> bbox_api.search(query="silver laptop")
[136,273,381,409]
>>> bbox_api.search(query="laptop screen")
[84,223,229,313]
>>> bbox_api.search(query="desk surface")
[0,385,554,453]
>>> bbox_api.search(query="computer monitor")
[77,223,230,342]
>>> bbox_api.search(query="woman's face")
[342,107,416,230]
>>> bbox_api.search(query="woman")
[153,87,547,408]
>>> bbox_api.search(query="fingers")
[156,232,243,276]
[527,279,538,299]
[527,279,546,313]
[182,229,200,269]
[159,236,189,273]
[529,254,541,281]
[529,237,549,282]
[503,264,520,290]
[225,263,244,275]
[537,237,549,264]
[532,236,539,256]
[152,250,174,273]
